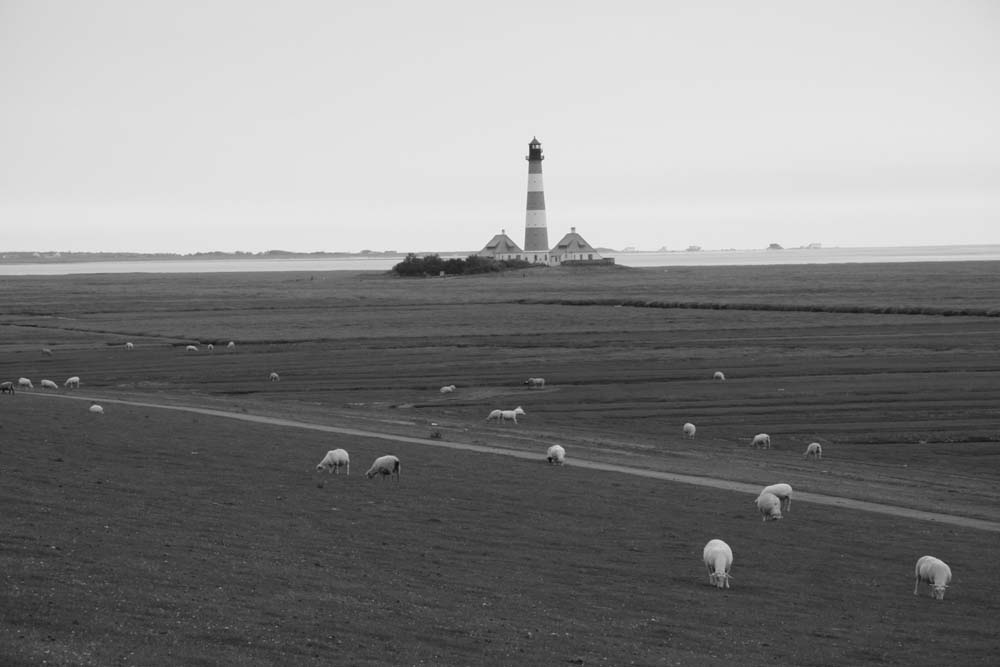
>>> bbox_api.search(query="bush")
[392,254,537,277]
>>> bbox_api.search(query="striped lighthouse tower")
[524,137,549,261]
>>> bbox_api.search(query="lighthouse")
[524,137,549,260]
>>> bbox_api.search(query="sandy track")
[30,391,1000,534]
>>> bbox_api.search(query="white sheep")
[89,404,104,415]
[914,555,952,600]
[439,384,456,394]
[524,377,546,388]
[756,492,783,521]
[702,539,733,589]
[751,433,771,449]
[269,372,280,382]
[757,483,793,513]
[546,444,565,465]
[227,341,236,350]
[365,454,400,481]
[316,448,350,475]
[713,371,726,381]
[804,442,823,459]
[125,342,134,351]
[486,406,526,423]
[18,377,34,390]
[41,347,53,356]
[64,376,80,389]
[185,345,198,352]
[0,381,15,394]
[683,422,696,439]
[40,379,58,390]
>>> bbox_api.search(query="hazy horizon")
[2,1,998,254]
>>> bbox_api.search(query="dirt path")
[30,392,1000,533]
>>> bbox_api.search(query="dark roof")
[480,233,523,254]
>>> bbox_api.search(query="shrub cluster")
[392,254,534,277]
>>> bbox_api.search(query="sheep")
[524,377,546,388]
[89,404,104,415]
[683,422,696,439]
[40,379,58,390]
[207,343,214,352]
[0,381,14,394]
[64,376,80,389]
[703,539,733,589]
[914,555,952,600]
[757,483,793,512]
[227,341,236,351]
[41,347,53,356]
[756,492,783,521]
[269,372,280,382]
[547,444,566,465]
[486,406,525,423]
[804,442,823,459]
[365,454,400,481]
[439,384,456,394]
[18,377,33,390]
[750,433,771,449]
[713,371,726,381]
[185,345,198,352]
[125,342,134,351]
[316,448,350,475]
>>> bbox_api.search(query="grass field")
[1,262,999,665]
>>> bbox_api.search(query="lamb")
[756,492,783,521]
[41,347,53,356]
[0,381,14,394]
[125,342,134,351]
[804,442,823,459]
[64,376,80,389]
[439,384,456,394]
[914,555,952,600]
[269,372,280,382]
[40,379,58,390]
[185,345,198,352]
[713,371,726,381]
[524,377,546,388]
[751,433,771,449]
[89,404,104,415]
[702,539,733,589]
[683,422,696,439]
[227,341,236,350]
[757,483,793,512]
[316,448,350,475]
[486,406,526,423]
[546,444,566,465]
[18,377,33,390]
[207,343,214,352]
[365,454,400,481]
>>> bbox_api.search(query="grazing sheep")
[683,422,696,439]
[914,555,952,600]
[89,404,104,415]
[40,379,58,390]
[439,384,456,394]
[486,406,526,423]
[703,539,733,589]
[756,492,783,521]
[804,442,823,459]
[18,377,33,390]
[524,377,546,388]
[751,433,771,449]
[41,347,53,356]
[185,345,198,352]
[0,381,14,394]
[227,341,236,351]
[757,483,793,512]
[316,448,350,475]
[713,371,726,381]
[64,376,80,389]
[269,372,280,382]
[547,444,566,465]
[365,454,400,481]
[125,342,134,351]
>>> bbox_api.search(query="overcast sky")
[2,1,998,253]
